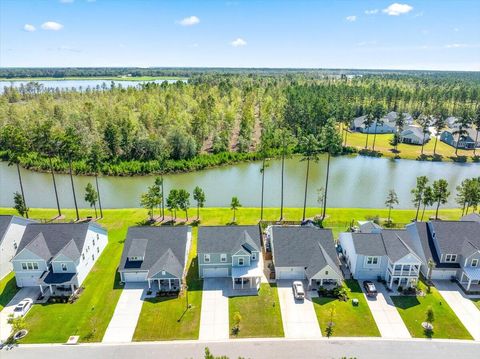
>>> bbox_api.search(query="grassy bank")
[0,272,18,312]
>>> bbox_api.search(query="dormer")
[127,238,148,262]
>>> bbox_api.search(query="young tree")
[411,176,429,221]
[154,176,164,219]
[230,196,241,223]
[166,189,179,220]
[425,306,435,332]
[432,179,450,219]
[325,305,336,338]
[420,186,434,221]
[298,134,321,220]
[385,189,399,225]
[140,185,159,221]
[13,191,28,218]
[193,186,206,220]
[177,189,191,221]
[86,142,106,218]
[84,183,99,218]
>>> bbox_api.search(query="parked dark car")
[363,281,377,297]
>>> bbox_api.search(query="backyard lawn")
[0,272,19,312]
[312,280,380,337]
[391,281,472,339]
[472,299,480,311]
[228,283,284,338]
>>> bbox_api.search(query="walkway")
[102,283,146,343]
[360,280,411,339]
[435,280,480,341]
[0,287,39,343]
[277,280,322,339]
[199,278,229,340]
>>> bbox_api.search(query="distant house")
[384,111,414,125]
[339,229,422,289]
[118,226,191,291]
[12,222,108,295]
[406,220,480,291]
[357,220,382,233]
[0,215,36,280]
[351,115,396,134]
[399,125,431,145]
[269,226,343,289]
[440,128,479,150]
[446,116,460,129]
[198,225,262,291]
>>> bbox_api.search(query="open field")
[0,272,18,312]
[312,280,380,337]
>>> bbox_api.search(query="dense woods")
[0,71,479,176]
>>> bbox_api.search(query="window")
[27,263,33,270]
[13,242,17,250]
[220,254,227,263]
[21,263,27,270]
[161,270,166,275]
[97,247,99,253]
[445,254,457,262]
[366,256,378,265]
[97,234,99,240]
[472,259,479,267]
[33,262,38,270]
[238,258,244,266]
[403,265,410,271]
[204,254,210,263]
[252,253,256,260]
[93,239,95,246]
[395,264,402,271]
[92,254,95,261]
[82,254,85,260]
[325,270,329,275]
[21,262,38,270]
[61,263,67,271]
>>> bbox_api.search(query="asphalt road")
[2,339,480,359]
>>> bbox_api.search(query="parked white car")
[292,281,305,300]
[13,298,33,318]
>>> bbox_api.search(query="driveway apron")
[361,281,411,339]
[199,278,229,340]
[277,280,322,339]
[435,280,480,341]
[102,283,146,343]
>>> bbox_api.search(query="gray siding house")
[0,215,36,280]
[118,226,192,291]
[440,128,479,150]
[12,222,108,295]
[269,226,343,288]
[399,126,431,145]
[198,225,262,290]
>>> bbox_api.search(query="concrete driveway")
[199,278,229,340]
[102,282,146,343]
[360,281,411,339]
[435,280,480,341]
[277,280,322,339]
[0,286,40,343]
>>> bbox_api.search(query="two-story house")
[407,220,480,291]
[12,222,108,295]
[0,215,36,280]
[339,229,422,289]
[118,226,191,291]
[198,225,262,291]
[269,225,343,289]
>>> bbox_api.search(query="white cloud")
[445,43,480,49]
[231,38,247,47]
[365,9,379,15]
[60,0,74,3]
[41,21,64,31]
[23,24,36,32]
[383,3,413,16]
[178,16,200,26]
[346,15,357,22]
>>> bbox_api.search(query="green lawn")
[133,228,203,341]
[471,299,480,311]
[391,281,472,339]
[228,283,283,338]
[0,272,19,312]
[312,280,380,337]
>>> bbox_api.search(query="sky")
[0,0,479,71]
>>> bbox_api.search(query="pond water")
[0,156,478,209]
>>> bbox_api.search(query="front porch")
[309,279,340,291]
[147,278,181,292]
[38,271,78,297]
[459,267,480,292]
[231,263,262,291]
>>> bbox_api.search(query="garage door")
[432,270,457,280]
[20,276,38,287]
[277,268,305,280]
[203,267,229,278]
[123,271,147,282]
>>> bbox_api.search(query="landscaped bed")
[312,280,380,337]
[0,272,19,312]
[228,283,284,338]
[391,281,472,339]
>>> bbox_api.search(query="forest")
[0,71,479,176]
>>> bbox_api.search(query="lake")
[0,156,478,209]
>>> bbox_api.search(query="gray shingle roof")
[119,226,190,279]
[461,213,480,223]
[351,233,387,256]
[430,221,480,257]
[271,226,342,280]
[0,215,36,246]
[197,225,261,254]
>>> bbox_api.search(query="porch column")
[460,272,465,283]
[320,279,323,286]
[148,279,151,289]
[467,278,472,291]
[389,275,394,289]
[169,279,172,290]
[232,277,235,289]
[250,277,253,288]
[71,284,75,293]
[49,285,53,295]
[241,278,244,289]
[39,285,44,295]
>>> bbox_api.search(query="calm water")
[0,79,183,93]
[0,156,478,209]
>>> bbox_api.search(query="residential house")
[406,220,480,291]
[269,226,343,289]
[118,226,192,291]
[399,125,431,145]
[446,116,460,129]
[198,225,262,290]
[461,213,480,223]
[351,115,396,134]
[384,111,414,125]
[12,222,108,295]
[339,229,422,289]
[356,220,382,233]
[0,215,36,280]
[440,128,479,150]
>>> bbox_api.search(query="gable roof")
[119,226,190,279]
[429,220,480,257]
[358,220,382,233]
[400,125,430,140]
[0,215,36,246]
[461,213,480,223]
[16,222,101,262]
[197,225,261,254]
[271,226,342,280]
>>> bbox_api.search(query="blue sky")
[1,0,479,70]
